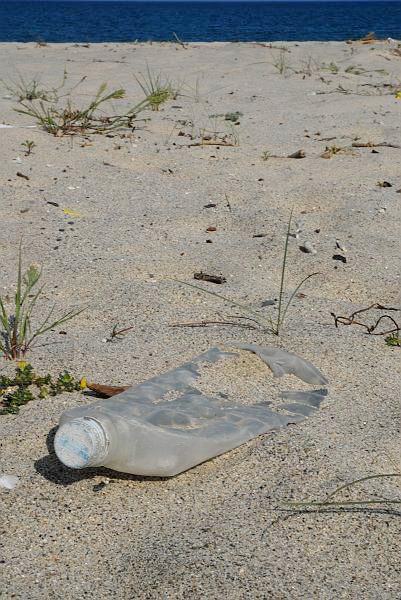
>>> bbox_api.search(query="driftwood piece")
[287,149,305,159]
[264,149,306,159]
[188,141,237,147]
[352,141,401,149]
[193,272,226,284]
[86,383,129,398]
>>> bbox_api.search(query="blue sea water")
[0,1,400,43]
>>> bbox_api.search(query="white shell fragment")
[290,220,303,239]
[0,474,20,490]
[335,240,347,253]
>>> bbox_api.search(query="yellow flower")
[63,209,81,216]
[395,90,401,99]
[79,377,87,389]
[17,360,27,369]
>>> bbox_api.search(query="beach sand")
[0,39,400,598]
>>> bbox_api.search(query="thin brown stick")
[255,43,291,52]
[168,319,260,330]
[188,141,237,147]
[172,31,187,49]
[111,325,134,338]
[352,141,401,149]
[349,303,399,317]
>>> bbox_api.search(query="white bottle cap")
[54,417,109,469]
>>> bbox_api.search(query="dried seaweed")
[331,303,400,336]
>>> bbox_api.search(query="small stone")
[335,240,347,253]
[300,241,317,254]
[0,474,20,490]
[333,254,347,263]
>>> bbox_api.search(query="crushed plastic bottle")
[54,345,328,477]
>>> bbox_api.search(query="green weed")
[322,62,340,74]
[385,333,401,347]
[1,75,55,102]
[1,69,80,103]
[0,244,84,359]
[21,140,36,156]
[0,362,82,414]
[271,50,292,76]
[134,66,176,111]
[14,84,149,136]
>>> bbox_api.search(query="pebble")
[0,474,20,490]
[300,240,317,254]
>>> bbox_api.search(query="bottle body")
[55,392,273,476]
[54,345,328,476]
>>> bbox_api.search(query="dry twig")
[331,303,400,336]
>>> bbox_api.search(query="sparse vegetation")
[271,50,292,76]
[385,333,401,347]
[0,362,82,414]
[4,67,175,135]
[0,245,85,360]
[1,75,56,102]
[322,62,340,74]
[296,56,321,76]
[1,69,81,103]
[14,84,149,136]
[175,211,320,336]
[209,111,243,123]
[134,65,177,111]
[345,65,388,76]
[21,140,36,156]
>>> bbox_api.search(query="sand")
[0,39,400,599]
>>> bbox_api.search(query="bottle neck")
[54,417,110,469]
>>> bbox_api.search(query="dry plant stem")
[288,474,401,508]
[169,319,260,330]
[352,141,401,149]
[331,303,400,336]
[173,279,270,327]
[172,32,187,49]
[188,141,237,147]
[111,325,134,339]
